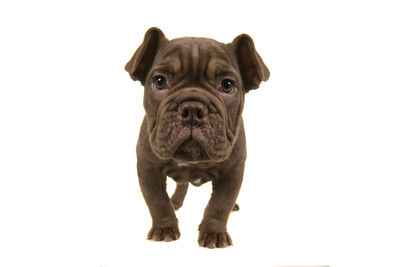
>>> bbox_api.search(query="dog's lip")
[177,135,203,150]
[172,134,211,161]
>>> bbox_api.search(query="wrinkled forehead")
[151,37,239,81]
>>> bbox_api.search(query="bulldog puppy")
[125,27,269,248]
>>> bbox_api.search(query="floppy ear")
[125,27,167,84]
[230,34,270,92]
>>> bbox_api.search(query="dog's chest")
[162,163,220,186]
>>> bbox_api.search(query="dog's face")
[126,28,269,163]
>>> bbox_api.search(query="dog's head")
[126,28,269,163]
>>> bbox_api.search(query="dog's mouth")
[150,116,230,163]
[173,138,209,162]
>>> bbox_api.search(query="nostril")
[197,108,208,119]
[178,101,208,127]
[197,110,203,119]
[181,108,189,118]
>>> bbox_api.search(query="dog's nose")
[178,101,208,127]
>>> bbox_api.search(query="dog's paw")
[147,226,180,242]
[171,198,184,210]
[198,231,233,248]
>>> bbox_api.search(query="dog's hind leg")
[171,183,189,210]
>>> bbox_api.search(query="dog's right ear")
[125,27,167,85]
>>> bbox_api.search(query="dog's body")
[125,28,269,248]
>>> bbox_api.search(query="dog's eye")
[153,76,167,90]
[220,79,235,94]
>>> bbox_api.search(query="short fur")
[125,27,269,248]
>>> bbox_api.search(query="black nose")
[178,101,208,127]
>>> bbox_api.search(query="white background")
[1,0,399,266]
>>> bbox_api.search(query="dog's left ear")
[125,27,167,85]
[230,34,270,92]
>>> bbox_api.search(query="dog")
[125,27,269,248]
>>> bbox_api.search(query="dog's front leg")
[137,158,180,242]
[198,162,244,248]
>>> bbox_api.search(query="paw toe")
[148,226,180,242]
[198,231,232,248]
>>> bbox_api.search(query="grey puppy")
[125,27,269,248]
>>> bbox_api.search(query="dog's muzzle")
[149,88,231,162]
